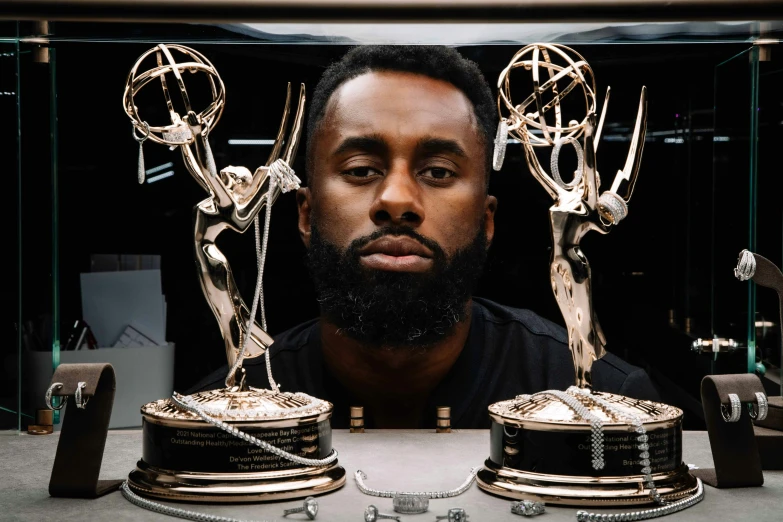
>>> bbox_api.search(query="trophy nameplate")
[478,44,698,506]
[122,44,345,502]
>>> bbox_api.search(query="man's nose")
[369,165,424,227]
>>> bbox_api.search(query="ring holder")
[47,363,123,498]
[692,374,765,487]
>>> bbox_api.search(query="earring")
[748,392,768,421]
[550,137,584,189]
[45,382,66,411]
[74,382,89,410]
[133,121,151,184]
[203,122,217,178]
[720,393,741,422]
[493,119,509,171]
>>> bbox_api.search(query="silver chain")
[225,159,300,390]
[518,389,605,470]
[576,478,704,522]
[121,480,270,522]
[354,467,479,499]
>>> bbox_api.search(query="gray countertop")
[0,430,780,522]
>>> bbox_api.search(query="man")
[194,46,658,428]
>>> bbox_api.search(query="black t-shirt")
[191,297,660,429]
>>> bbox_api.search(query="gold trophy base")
[127,459,346,503]
[477,460,699,506]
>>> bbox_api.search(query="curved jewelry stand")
[122,44,344,503]
[479,44,699,508]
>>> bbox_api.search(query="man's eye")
[421,167,455,180]
[342,167,381,178]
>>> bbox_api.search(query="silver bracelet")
[354,467,479,499]
[121,481,271,522]
[576,478,704,522]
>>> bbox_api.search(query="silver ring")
[550,136,584,189]
[598,191,629,224]
[511,500,546,516]
[393,495,429,514]
[364,505,400,522]
[45,382,65,411]
[74,382,89,410]
[435,508,469,522]
[283,496,318,519]
[721,393,741,422]
[734,249,756,281]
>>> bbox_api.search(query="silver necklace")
[355,467,479,499]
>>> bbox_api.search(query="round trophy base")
[477,459,699,506]
[127,459,346,503]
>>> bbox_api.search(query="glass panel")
[1,36,22,432]
[756,45,783,395]
[6,20,783,432]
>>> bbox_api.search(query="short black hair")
[305,45,495,187]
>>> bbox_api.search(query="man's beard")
[306,221,488,348]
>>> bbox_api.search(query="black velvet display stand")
[691,374,765,488]
[742,251,783,470]
[47,363,124,498]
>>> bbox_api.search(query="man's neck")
[319,300,473,428]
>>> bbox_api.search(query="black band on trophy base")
[142,419,333,473]
[488,421,681,477]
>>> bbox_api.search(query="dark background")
[3,21,783,430]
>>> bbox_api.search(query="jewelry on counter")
[435,508,469,522]
[355,467,479,499]
[749,392,768,421]
[45,382,65,411]
[364,505,401,522]
[551,136,584,189]
[576,478,705,522]
[721,393,741,423]
[74,382,89,409]
[510,500,546,516]
[172,393,338,467]
[734,249,756,281]
[393,495,429,514]
[493,119,509,171]
[120,481,273,522]
[132,121,150,184]
[283,497,318,519]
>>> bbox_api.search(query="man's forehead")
[322,70,478,140]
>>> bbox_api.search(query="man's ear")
[297,187,313,248]
[484,195,498,248]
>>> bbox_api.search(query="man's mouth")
[358,235,434,273]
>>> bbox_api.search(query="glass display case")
[3,11,783,434]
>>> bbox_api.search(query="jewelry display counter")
[1,430,780,521]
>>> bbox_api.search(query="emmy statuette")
[478,44,700,507]
[122,44,345,503]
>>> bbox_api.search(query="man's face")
[298,70,497,346]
